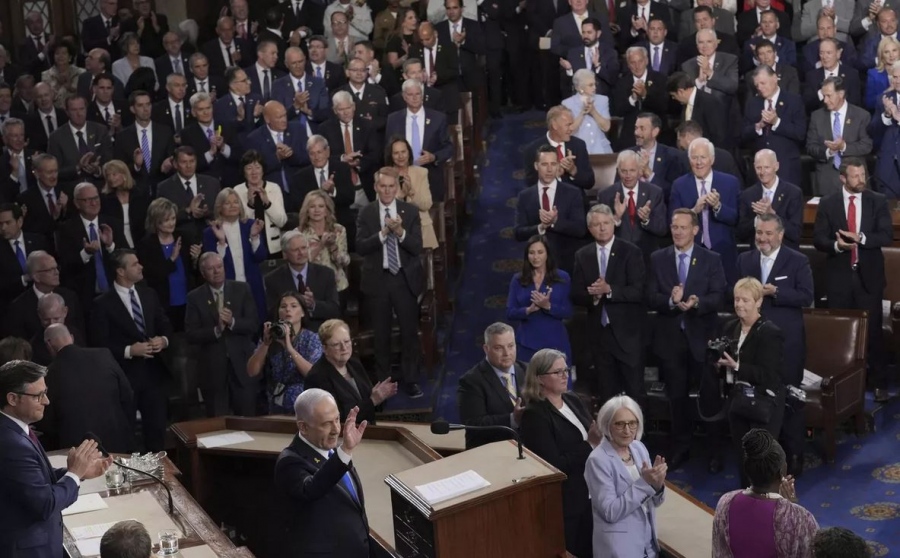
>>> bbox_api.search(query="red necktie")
[28,428,41,447]
[847,195,858,267]
[627,190,636,226]
[608,0,616,23]
[430,48,436,78]
[556,144,564,161]
[541,187,550,211]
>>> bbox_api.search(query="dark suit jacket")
[86,100,133,129]
[597,182,668,262]
[154,52,192,83]
[571,237,646,363]
[113,123,177,192]
[546,10,613,55]
[564,45,620,95]
[264,263,340,328]
[184,280,259,391]
[178,122,241,187]
[282,0,326,37]
[40,345,135,453]
[213,92,265,131]
[5,286,84,342]
[355,199,423,296]
[47,122,111,185]
[319,117,381,201]
[741,35,797,73]
[306,61,347,93]
[25,109,68,153]
[245,122,311,187]
[647,244,727,362]
[151,98,195,133]
[522,135,595,191]
[813,189,893,296]
[305,358,377,424]
[736,8,791,46]
[436,18,487,91]
[201,38,253,78]
[0,233,49,313]
[248,65,287,100]
[389,86,444,113]
[799,39,858,76]
[736,180,803,249]
[0,148,39,202]
[384,108,454,201]
[337,83,390,132]
[744,64,800,97]
[273,435,370,558]
[294,163,357,236]
[515,181,587,273]
[721,317,785,393]
[736,247,813,385]
[639,40,679,77]
[619,2,674,49]
[17,33,52,77]
[135,230,199,311]
[119,12,170,59]
[0,413,79,558]
[272,73,331,127]
[611,71,668,151]
[56,215,128,311]
[185,74,228,100]
[741,91,806,187]
[683,87,731,150]
[802,64,862,112]
[82,15,121,57]
[519,393,593,520]
[624,143,686,200]
[100,190,150,249]
[409,42,460,115]
[676,32,740,67]
[76,71,127,102]
[457,358,527,448]
[18,185,71,245]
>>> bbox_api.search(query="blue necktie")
[385,208,400,274]
[832,111,842,169]
[410,115,422,162]
[761,256,772,285]
[277,132,290,192]
[328,450,359,503]
[296,80,309,131]
[699,180,712,249]
[599,245,609,326]
[677,253,688,330]
[14,240,26,272]
[316,66,323,79]
[130,288,146,336]
[141,129,152,172]
[652,46,660,72]
[89,223,109,292]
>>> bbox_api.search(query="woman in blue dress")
[562,69,613,154]
[865,37,900,111]
[247,291,324,414]
[506,235,573,363]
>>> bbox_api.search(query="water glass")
[158,530,179,555]
[104,465,125,489]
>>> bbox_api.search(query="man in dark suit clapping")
[611,48,668,152]
[356,167,424,398]
[0,203,49,316]
[522,106,596,191]
[156,146,222,241]
[457,322,526,449]
[736,149,803,249]
[185,252,259,417]
[736,213,813,475]
[813,158,894,402]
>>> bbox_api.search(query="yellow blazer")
[399,165,438,249]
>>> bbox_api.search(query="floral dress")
[260,329,324,414]
[301,224,350,291]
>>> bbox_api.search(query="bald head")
[44,323,74,356]
[418,22,436,47]
[263,101,288,132]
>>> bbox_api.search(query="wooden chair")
[802,308,869,462]
[442,161,459,269]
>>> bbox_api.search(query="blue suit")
[506,270,573,362]
[741,91,807,188]
[585,438,664,558]
[860,33,893,70]
[0,413,79,558]
[212,92,264,132]
[202,221,268,323]
[736,180,804,250]
[384,108,454,201]
[514,181,587,273]
[669,171,740,284]
[799,39,858,76]
[870,91,900,198]
[271,73,331,131]
[244,122,310,191]
[638,40,679,77]
[865,68,891,112]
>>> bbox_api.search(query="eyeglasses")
[327,340,352,349]
[539,367,570,377]
[34,266,59,274]
[613,420,639,431]
[15,390,48,402]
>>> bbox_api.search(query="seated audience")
[305,318,398,424]
[561,69,612,155]
[100,520,152,558]
[247,290,324,414]
[506,235,573,363]
[386,136,437,249]
[297,191,351,292]
[586,395,666,558]
[233,149,288,259]
[712,429,818,556]
[520,349,598,558]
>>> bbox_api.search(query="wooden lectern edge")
[662,481,715,514]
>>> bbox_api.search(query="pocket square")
[774,276,788,281]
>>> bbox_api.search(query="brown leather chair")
[882,247,900,357]
[802,308,868,462]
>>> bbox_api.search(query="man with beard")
[563,18,620,96]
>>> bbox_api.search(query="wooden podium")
[384,440,567,558]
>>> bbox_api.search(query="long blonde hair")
[298,190,337,231]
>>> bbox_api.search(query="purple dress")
[712,490,818,558]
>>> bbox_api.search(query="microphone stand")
[112,459,174,515]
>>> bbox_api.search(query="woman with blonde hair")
[202,188,268,321]
[866,36,900,110]
[100,159,149,248]
[297,190,350,292]
[385,136,437,249]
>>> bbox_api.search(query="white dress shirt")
[378,199,406,269]
[79,215,115,264]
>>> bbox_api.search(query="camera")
[707,336,738,362]
[269,320,292,341]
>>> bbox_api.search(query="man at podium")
[273,388,372,557]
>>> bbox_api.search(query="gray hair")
[190,91,211,108]
[294,388,337,422]
[891,60,900,74]
[757,212,784,232]
[43,323,71,344]
[280,229,310,252]
[625,46,647,61]
[198,251,222,270]
[401,79,423,94]
[572,69,596,90]
[25,251,52,276]
[616,150,642,168]
[189,52,208,68]
[696,28,717,43]
[402,57,423,75]
[0,117,24,137]
[32,152,57,171]
[37,293,66,316]
[597,395,645,441]
[332,90,353,106]
[587,203,614,223]
[688,136,715,162]
[73,182,98,198]
[306,134,329,151]
[166,73,187,86]
[521,348,567,403]
[483,322,514,345]
[754,148,777,165]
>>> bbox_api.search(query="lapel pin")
[846,119,852,124]
[692,258,697,266]
[314,457,321,464]
[778,101,783,106]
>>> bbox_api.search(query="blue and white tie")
[327,450,359,503]
[410,115,422,162]
[385,208,400,275]
[141,129,152,172]
[130,288,145,336]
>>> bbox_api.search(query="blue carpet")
[436,111,900,556]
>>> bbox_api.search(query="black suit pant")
[828,271,886,388]
[591,325,644,405]
[203,360,259,418]
[504,29,530,108]
[129,368,168,452]
[365,270,420,384]
[729,388,785,488]
[486,47,505,113]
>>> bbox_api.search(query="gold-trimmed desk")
[53,454,243,558]
[171,416,442,557]
[657,483,715,558]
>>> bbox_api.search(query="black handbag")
[729,384,776,424]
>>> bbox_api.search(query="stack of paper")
[62,494,108,516]
[49,456,109,494]
[415,470,491,505]
[69,519,133,557]
[197,431,254,448]
[802,369,823,389]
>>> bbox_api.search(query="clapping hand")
[640,455,667,490]
[836,230,858,250]
[591,47,601,69]
[188,194,207,218]
[824,137,846,153]
[538,206,556,225]
[558,151,577,174]
[386,215,404,236]
[300,287,315,310]
[779,474,797,502]
[340,406,368,455]
[706,189,721,210]
[66,440,109,480]
[671,284,684,304]
[530,287,552,309]
[588,421,602,447]
[98,223,114,246]
[613,192,627,220]
[52,193,68,219]
[210,220,226,244]
[371,377,399,405]
[250,219,264,238]
[636,200,652,222]
[761,108,778,126]
[677,294,699,312]
[692,194,708,214]
[513,397,526,424]
[219,306,233,329]
[132,147,144,169]
[750,196,773,216]
[147,336,167,352]
[632,79,646,99]
[190,243,202,261]
[83,238,101,254]
[587,277,610,297]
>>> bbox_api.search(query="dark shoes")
[874,388,890,403]
[405,383,424,399]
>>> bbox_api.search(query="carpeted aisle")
[436,111,900,556]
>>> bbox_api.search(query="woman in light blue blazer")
[585,395,667,558]
[562,69,612,154]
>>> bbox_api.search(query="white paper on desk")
[61,493,108,516]
[415,470,490,505]
[802,369,823,389]
[48,455,108,495]
[197,431,254,448]
[75,537,102,557]
[807,197,821,205]
[70,519,136,540]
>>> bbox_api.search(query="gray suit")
[805,103,872,196]
[184,280,259,417]
[681,51,739,96]
[47,122,110,186]
[156,173,221,238]
[798,0,854,42]
[326,36,355,64]
[851,0,900,38]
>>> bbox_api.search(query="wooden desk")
[377,421,466,455]
[56,455,242,558]
[802,199,900,245]
[657,483,715,558]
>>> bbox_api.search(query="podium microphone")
[84,432,174,514]
[430,420,525,460]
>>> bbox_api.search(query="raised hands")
[640,455,667,490]
[340,406,368,454]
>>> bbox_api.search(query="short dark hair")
[355,40,375,53]
[693,5,714,18]
[812,527,869,558]
[667,71,695,93]
[0,360,45,410]
[534,144,558,162]
[240,149,266,171]
[821,75,845,93]
[92,72,115,88]
[636,112,662,130]
[173,145,196,161]
[754,38,775,53]
[672,207,699,226]
[0,82,11,95]
[65,95,88,110]
[839,156,867,177]
[676,120,704,137]
[0,202,24,220]
[308,35,328,49]
[100,520,152,558]
[0,339,33,368]
[582,17,603,31]
[127,90,151,107]
[257,38,279,54]
[110,248,137,272]
[263,7,283,29]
